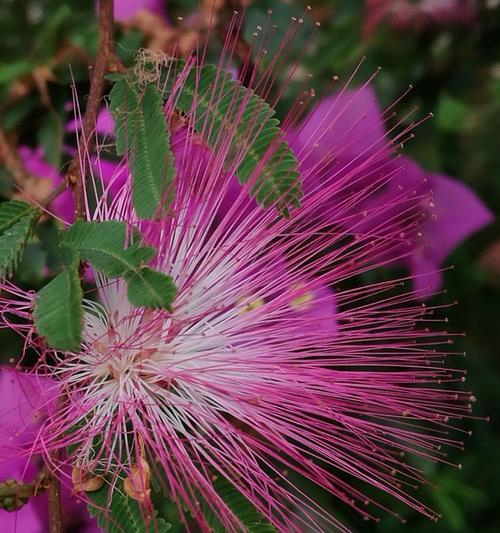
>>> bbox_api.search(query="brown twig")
[47,473,63,533]
[0,466,62,533]
[65,0,122,220]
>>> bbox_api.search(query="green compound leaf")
[110,76,175,220]
[62,220,177,311]
[88,482,172,533]
[201,477,277,532]
[124,266,177,311]
[162,61,302,215]
[34,259,83,352]
[0,200,39,277]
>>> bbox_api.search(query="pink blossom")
[0,370,49,533]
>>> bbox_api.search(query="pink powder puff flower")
[290,86,493,298]
[0,43,480,532]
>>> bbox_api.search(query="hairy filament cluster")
[0,9,480,533]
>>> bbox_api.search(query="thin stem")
[0,467,50,503]
[45,396,66,533]
[41,180,67,208]
[66,0,121,220]
[40,3,121,528]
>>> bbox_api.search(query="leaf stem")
[41,180,67,208]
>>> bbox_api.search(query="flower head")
[0,16,479,532]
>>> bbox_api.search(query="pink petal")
[0,370,58,449]
[419,172,494,269]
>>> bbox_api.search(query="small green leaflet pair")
[34,220,177,351]
[109,59,302,219]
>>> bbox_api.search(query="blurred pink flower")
[0,370,50,533]
[19,146,74,223]
[65,107,115,138]
[0,369,99,532]
[364,0,477,37]
[113,0,166,23]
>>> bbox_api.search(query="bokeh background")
[0,0,498,531]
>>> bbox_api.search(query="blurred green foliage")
[0,0,499,531]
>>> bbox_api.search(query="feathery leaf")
[162,61,302,215]
[110,76,176,219]
[200,477,277,532]
[0,200,39,277]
